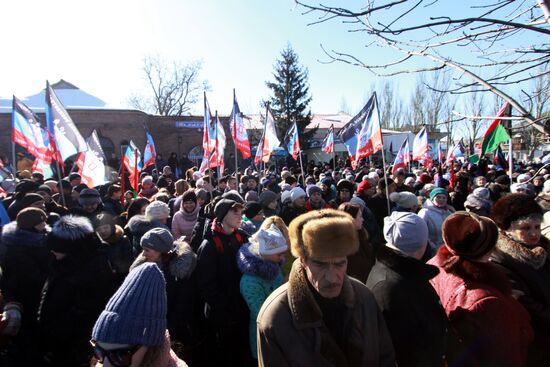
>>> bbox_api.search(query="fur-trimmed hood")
[126,214,168,236]
[1,221,48,248]
[237,243,282,282]
[51,215,94,240]
[493,232,548,270]
[130,241,196,280]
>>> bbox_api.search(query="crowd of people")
[0,157,549,366]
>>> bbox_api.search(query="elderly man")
[257,209,395,367]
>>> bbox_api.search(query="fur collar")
[104,225,124,245]
[130,241,196,279]
[1,221,48,247]
[287,259,355,328]
[376,245,439,281]
[237,244,282,282]
[495,232,548,270]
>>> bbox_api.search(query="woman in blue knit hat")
[418,187,455,256]
[91,263,187,367]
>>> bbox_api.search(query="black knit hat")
[15,179,39,194]
[16,207,47,230]
[244,202,263,219]
[491,193,543,230]
[215,199,244,222]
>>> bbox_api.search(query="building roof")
[0,79,108,112]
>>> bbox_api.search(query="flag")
[12,96,52,163]
[122,141,142,191]
[322,124,335,154]
[143,131,157,168]
[45,81,87,163]
[446,140,466,166]
[76,130,108,188]
[403,139,411,166]
[481,102,511,156]
[229,90,251,159]
[354,93,383,168]
[337,95,376,167]
[32,157,54,178]
[392,139,408,173]
[285,122,300,160]
[494,144,509,170]
[412,127,429,162]
[202,93,216,160]
[215,113,226,173]
[437,142,445,166]
[254,104,280,166]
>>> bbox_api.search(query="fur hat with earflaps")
[289,208,358,259]
[491,193,543,230]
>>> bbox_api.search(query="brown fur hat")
[443,211,498,260]
[491,193,543,230]
[289,208,358,259]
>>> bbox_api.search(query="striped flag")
[122,141,142,191]
[143,131,157,168]
[285,122,300,160]
[322,124,335,154]
[12,96,52,163]
[76,130,108,188]
[254,104,280,166]
[355,92,383,168]
[229,90,251,159]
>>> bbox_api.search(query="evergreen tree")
[266,45,316,147]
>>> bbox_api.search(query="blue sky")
[0,0,415,116]
[0,0,540,119]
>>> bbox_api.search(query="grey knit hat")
[92,263,167,346]
[145,200,170,221]
[140,227,174,253]
[384,212,428,257]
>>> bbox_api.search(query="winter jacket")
[102,225,133,284]
[237,244,284,358]
[429,246,533,367]
[347,229,376,283]
[366,245,447,367]
[0,222,51,333]
[418,200,454,252]
[125,214,168,257]
[490,233,550,365]
[131,241,206,350]
[171,204,200,241]
[37,235,115,367]
[102,196,124,216]
[195,219,249,326]
[257,259,395,367]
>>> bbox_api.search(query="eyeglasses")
[90,339,140,367]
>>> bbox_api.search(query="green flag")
[481,103,511,156]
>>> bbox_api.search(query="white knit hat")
[257,224,288,255]
[145,201,170,221]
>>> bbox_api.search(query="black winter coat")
[366,246,448,367]
[196,220,249,327]
[37,236,115,367]
[0,223,51,332]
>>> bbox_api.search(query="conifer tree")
[266,45,316,145]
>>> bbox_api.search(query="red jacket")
[428,246,533,367]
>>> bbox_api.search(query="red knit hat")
[356,180,371,194]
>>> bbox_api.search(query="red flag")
[229,90,251,159]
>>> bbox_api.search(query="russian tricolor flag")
[285,122,300,160]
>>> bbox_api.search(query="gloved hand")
[1,302,22,336]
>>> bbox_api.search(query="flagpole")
[381,144,391,215]
[232,89,239,185]
[332,150,336,172]
[298,149,306,188]
[120,161,125,207]
[134,148,139,193]
[508,138,513,182]
[11,141,16,177]
[214,111,219,189]
[54,160,67,207]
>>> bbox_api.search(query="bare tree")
[460,89,487,153]
[379,80,404,129]
[295,0,550,133]
[518,71,550,157]
[129,54,209,116]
